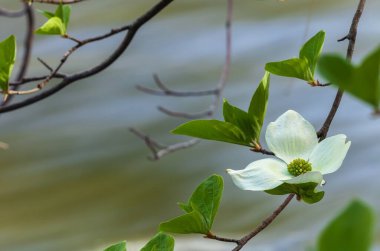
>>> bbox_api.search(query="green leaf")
[141,232,175,251]
[35,16,66,35]
[0,35,16,92]
[160,175,224,234]
[172,120,249,146]
[160,210,208,234]
[36,3,71,36]
[55,4,71,29]
[265,30,325,83]
[265,172,324,204]
[248,71,270,141]
[265,58,314,82]
[104,241,127,251]
[318,200,375,251]
[299,30,326,75]
[318,46,380,110]
[223,99,257,142]
[37,9,55,19]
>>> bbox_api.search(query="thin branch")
[129,128,199,160]
[158,106,214,119]
[10,74,65,86]
[317,0,366,140]
[232,194,295,251]
[136,74,218,97]
[205,232,239,245]
[131,0,234,159]
[0,0,173,111]
[37,57,54,72]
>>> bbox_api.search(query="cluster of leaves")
[0,3,72,96]
[36,3,71,36]
[103,176,375,251]
[172,72,270,147]
[102,175,223,251]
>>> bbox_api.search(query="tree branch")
[317,0,366,140]
[0,0,173,112]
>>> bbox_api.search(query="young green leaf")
[223,99,257,142]
[318,200,375,251]
[104,241,127,251]
[318,46,380,110]
[159,211,208,234]
[36,3,71,36]
[35,16,66,35]
[172,120,249,146]
[299,30,326,75]
[248,71,270,141]
[265,58,313,82]
[265,30,325,83]
[141,232,175,251]
[55,4,71,30]
[0,35,16,92]
[160,175,223,234]
[172,72,270,147]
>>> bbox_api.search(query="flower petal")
[266,110,318,163]
[227,158,291,191]
[283,171,323,185]
[309,134,351,174]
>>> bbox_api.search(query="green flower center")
[287,158,312,176]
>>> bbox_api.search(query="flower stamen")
[287,158,312,176]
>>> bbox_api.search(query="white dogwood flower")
[227,110,351,191]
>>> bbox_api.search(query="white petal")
[283,171,323,185]
[227,158,291,191]
[309,134,351,174]
[265,110,318,163]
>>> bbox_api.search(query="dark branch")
[0,0,173,112]
[317,0,366,140]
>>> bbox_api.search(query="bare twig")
[318,0,366,140]
[205,232,239,245]
[158,106,214,119]
[129,128,199,160]
[136,74,218,97]
[131,0,234,159]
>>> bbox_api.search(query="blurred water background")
[0,0,379,250]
